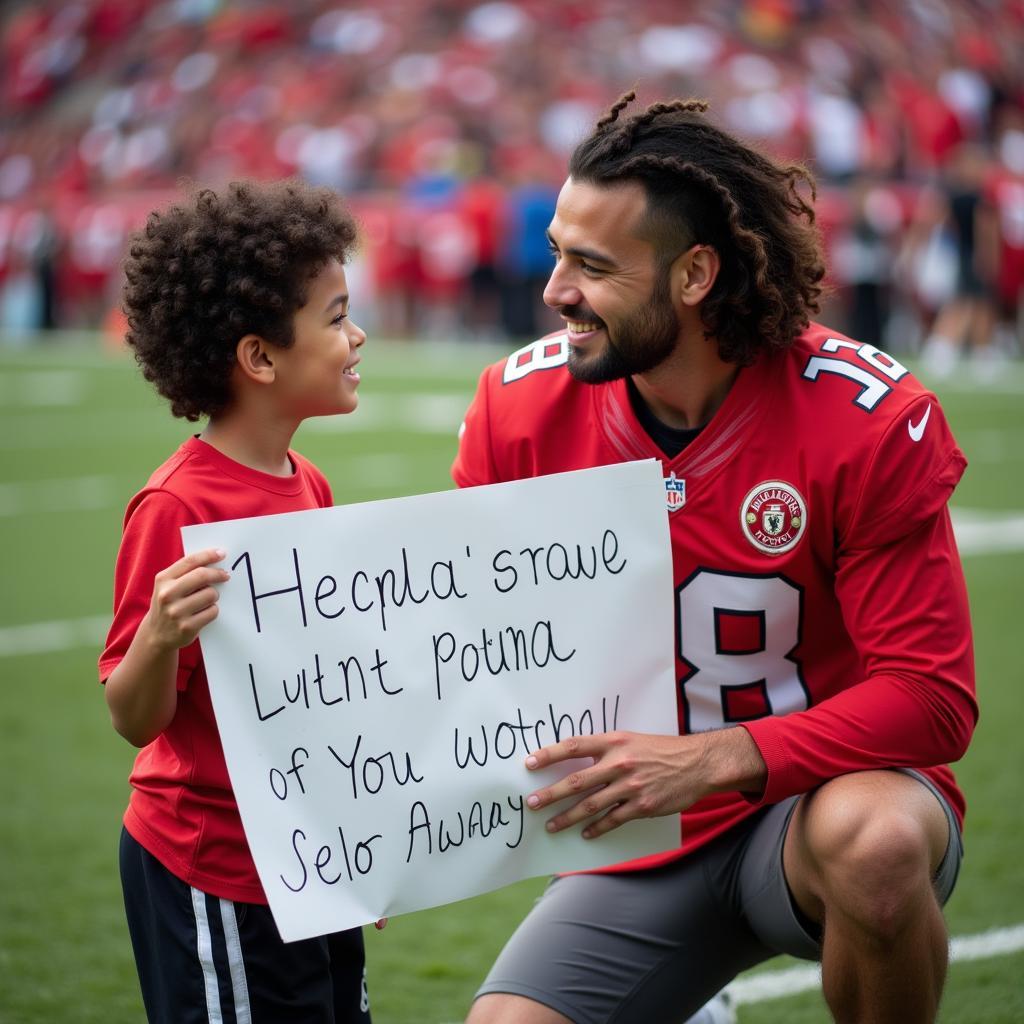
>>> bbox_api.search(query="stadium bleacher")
[1,0,1022,356]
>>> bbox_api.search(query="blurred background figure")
[831,176,902,348]
[898,182,966,367]
[1,0,1022,352]
[918,143,999,380]
[498,162,558,341]
[459,170,506,341]
[986,112,1024,354]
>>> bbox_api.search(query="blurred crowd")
[1,0,1023,372]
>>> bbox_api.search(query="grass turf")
[0,335,1021,1022]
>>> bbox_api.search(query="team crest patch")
[665,471,686,513]
[740,481,807,555]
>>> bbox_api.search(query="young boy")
[99,179,372,1023]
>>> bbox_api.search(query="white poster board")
[182,460,679,943]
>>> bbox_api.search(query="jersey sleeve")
[742,372,975,807]
[452,363,500,487]
[841,392,966,549]
[98,490,201,690]
[744,504,977,807]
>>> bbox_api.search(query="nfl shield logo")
[665,471,686,513]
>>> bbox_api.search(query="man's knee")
[785,772,949,936]
[466,993,572,1024]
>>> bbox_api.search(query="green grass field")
[1,334,1022,1023]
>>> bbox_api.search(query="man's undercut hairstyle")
[569,92,826,364]
[123,179,358,421]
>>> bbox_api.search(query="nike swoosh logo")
[908,404,931,442]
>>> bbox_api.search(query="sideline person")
[453,93,977,1024]
[100,179,375,1023]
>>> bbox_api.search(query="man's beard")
[566,267,680,384]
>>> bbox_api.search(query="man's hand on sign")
[524,728,766,839]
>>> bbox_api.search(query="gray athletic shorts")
[475,769,962,1024]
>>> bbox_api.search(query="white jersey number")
[802,337,909,411]
[502,337,569,384]
[678,569,809,732]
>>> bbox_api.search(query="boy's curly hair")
[569,93,826,364]
[123,179,358,421]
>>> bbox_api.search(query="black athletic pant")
[119,829,371,1023]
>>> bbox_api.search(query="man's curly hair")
[123,179,358,421]
[569,93,826,364]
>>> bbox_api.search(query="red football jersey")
[453,323,977,867]
[99,437,333,903]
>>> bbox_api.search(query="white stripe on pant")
[220,898,253,1024]
[191,886,253,1023]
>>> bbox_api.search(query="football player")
[454,93,976,1024]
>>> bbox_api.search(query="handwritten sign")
[182,460,678,943]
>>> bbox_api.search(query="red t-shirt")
[452,324,977,869]
[99,436,333,903]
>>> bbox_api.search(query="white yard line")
[0,615,110,658]
[952,509,1024,555]
[727,923,1024,1005]
[0,475,117,516]
[0,369,86,406]
[434,923,1024,1022]
[2,507,1022,656]
[0,456,420,517]
[0,394,470,449]
[300,393,470,433]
